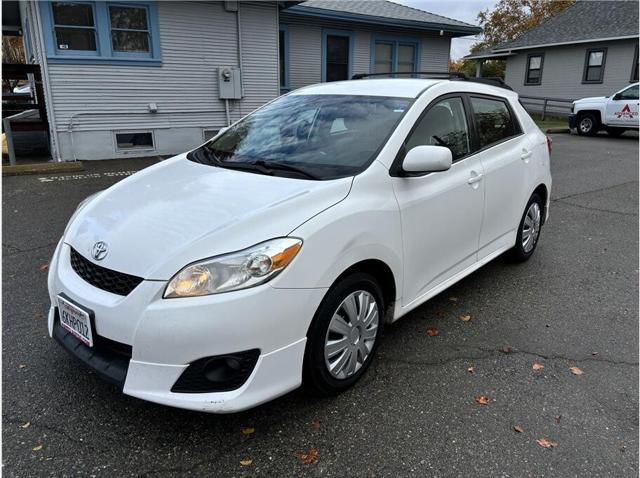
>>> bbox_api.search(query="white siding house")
[466,1,639,106]
[22,0,480,161]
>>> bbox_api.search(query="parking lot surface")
[2,133,638,477]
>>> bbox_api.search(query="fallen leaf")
[532,362,545,371]
[426,327,439,337]
[240,459,253,466]
[310,420,321,430]
[434,309,446,317]
[555,415,562,424]
[448,297,458,302]
[467,365,475,374]
[458,314,472,322]
[18,364,27,369]
[501,346,513,354]
[474,395,490,405]
[591,352,599,356]
[21,422,31,429]
[39,263,49,271]
[296,447,319,465]
[513,425,524,433]
[241,427,255,435]
[32,444,43,451]
[569,366,584,376]
[536,438,558,449]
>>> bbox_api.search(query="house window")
[109,5,151,54]
[372,36,419,76]
[525,54,543,85]
[41,1,161,64]
[583,48,607,83]
[632,45,639,82]
[115,132,154,150]
[279,26,289,91]
[51,2,97,53]
[324,32,351,82]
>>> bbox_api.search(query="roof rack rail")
[351,71,513,91]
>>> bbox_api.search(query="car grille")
[69,247,144,296]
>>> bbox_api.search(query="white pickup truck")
[569,83,639,136]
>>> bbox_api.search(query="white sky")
[393,0,496,59]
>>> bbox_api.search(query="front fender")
[272,161,403,299]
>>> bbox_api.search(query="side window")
[405,97,470,161]
[583,48,607,83]
[525,54,544,85]
[470,97,519,149]
[618,84,639,100]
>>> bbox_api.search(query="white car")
[569,82,639,136]
[47,77,552,413]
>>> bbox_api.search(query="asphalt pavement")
[2,133,638,477]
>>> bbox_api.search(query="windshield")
[188,94,411,180]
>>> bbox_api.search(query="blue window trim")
[370,34,421,76]
[279,24,290,94]
[321,28,354,82]
[39,1,161,65]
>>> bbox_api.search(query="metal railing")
[519,95,575,120]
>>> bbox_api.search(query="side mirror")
[402,145,452,174]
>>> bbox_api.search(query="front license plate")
[58,295,94,347]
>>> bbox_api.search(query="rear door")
[468,95,532,259]
[605,84,639,127]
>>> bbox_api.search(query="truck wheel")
[577,113,599,136]
[606,127,624,137]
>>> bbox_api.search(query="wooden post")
[475,60,483,78]
[542,98,548,121]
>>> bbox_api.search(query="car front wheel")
[509,193,543,262]
[577,113,599,136]
[303,273,383,395]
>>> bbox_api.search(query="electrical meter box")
[218,66,242,99]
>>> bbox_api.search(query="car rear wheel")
[577,113,599,136]
[509,193,543,263]
[303,273,383,395]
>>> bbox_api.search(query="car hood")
[575,96,607,104]
[64,155,353,280]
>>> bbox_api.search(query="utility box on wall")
[218,66,242,99]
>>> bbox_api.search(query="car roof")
[290,78,518,99]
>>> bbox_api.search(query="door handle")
[521,150,533,161]
[467,173,483,184]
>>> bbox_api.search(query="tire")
[508,193,544,263]
[303,273,384,395]
[606,127,625,137]
[577,113,599,136]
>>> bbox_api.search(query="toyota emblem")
[92,241,109,261]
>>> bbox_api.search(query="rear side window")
[470,97,521,149]
[404,96,470,161]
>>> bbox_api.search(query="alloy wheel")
[324,290,379,379]
[579,117,593,134]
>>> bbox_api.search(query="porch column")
[475,59,484,77]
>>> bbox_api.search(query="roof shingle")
[288,0,482,35]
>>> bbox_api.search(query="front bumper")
[568,114,577,129]
[48,241,327,413]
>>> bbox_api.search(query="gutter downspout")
[31,1,61,162]
[235,4,243,120]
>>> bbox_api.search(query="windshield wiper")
[253,160,319,180]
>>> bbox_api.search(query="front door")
[605,84,639,127]
[391,96,485,306]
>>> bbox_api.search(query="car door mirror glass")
[402,145,452,174]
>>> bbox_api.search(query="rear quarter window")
[470,96,522,149]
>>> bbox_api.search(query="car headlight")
[164,237,303,298]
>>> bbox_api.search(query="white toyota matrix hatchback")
[48,76,552,413]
